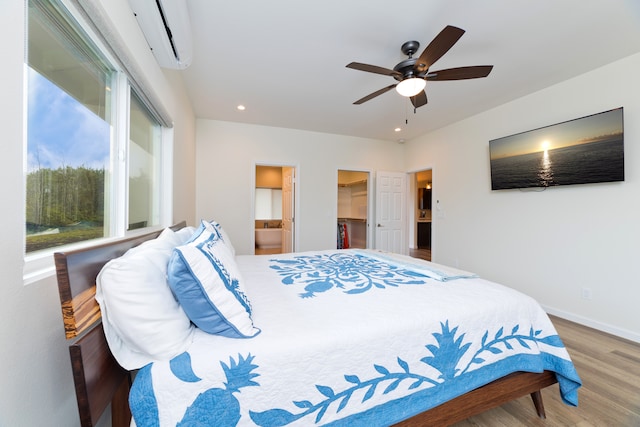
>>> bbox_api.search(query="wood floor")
[450,315,640,427]
[255,247,282,255]
[410,248,432,261]
[259,247,429,258]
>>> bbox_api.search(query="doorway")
[410,169,432,261]
[337,170,369,249]
[254,164,296,255]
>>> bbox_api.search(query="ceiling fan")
[346,25,493,108]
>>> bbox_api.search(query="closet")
[337,170,368,249]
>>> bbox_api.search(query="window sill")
[23,251,56,285]
[23,226,164,286]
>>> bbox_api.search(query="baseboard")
[543,305,640,344]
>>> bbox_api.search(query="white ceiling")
[180,0,640,142]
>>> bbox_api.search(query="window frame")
[23,0,173,285]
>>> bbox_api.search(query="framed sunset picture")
[489,108,624,190]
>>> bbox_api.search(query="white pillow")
[96,228,195,370]
[175,225,197,244]
[168,228,260,338]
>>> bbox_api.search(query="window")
[128,92,162,230]
[255,188,282,220]
[25,0,166,256]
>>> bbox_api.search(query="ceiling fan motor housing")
[394,57,419,81]
[394,41,424,81]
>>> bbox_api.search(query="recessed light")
[237,105,246,111]
[394,127,402,132]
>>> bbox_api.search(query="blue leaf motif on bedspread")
[133,322,581,427]
[420,321,471,380]
[178,354,260,426]
[170,352,202,383]
[269,253,429,297]
[247,321,574,427]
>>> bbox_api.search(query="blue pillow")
[188,220,236,257]
[185,219,220,244]
[168,230,260,338]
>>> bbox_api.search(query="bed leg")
[111,375,132,427]
[530,390,546,419]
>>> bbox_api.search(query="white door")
[375,171,406,253]
[282,166,295,253]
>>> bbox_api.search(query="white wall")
[405,53,640,342]
[164,69,197,226]
[0,1,196,426]
[195,120,405,254]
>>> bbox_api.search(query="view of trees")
[26,165,105,227]
[25,166,105,251]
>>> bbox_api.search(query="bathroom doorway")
[409,169,432,261]
[254,164,296,254]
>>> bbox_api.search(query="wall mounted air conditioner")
[128,0,193,69]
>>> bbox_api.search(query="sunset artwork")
[489,108,624,190]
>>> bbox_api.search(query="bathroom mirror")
[255,188,282,220]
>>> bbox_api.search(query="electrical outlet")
[581,287,592,300]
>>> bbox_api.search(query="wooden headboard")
[54,222,186,427]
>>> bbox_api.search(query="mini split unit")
[128,0,193,69]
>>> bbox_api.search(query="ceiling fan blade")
[353,84,397,105]
[414,25,465,73]
[425,65,494,80]
[410,90,428,108]
[347,62,402,78]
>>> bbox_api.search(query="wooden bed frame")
[54,222,557,427]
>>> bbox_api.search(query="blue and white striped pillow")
[168,228,260,338]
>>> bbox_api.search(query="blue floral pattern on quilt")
[269,252,430,297]
[132,321,581,427]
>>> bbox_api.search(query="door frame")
[336,168,373,249]
[407,166,434,257]
[252,162,300,254]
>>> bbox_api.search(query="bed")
[54,220,581,427]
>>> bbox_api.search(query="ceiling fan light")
[396,78,426,97]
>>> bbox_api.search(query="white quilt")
[129,249,581,426]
